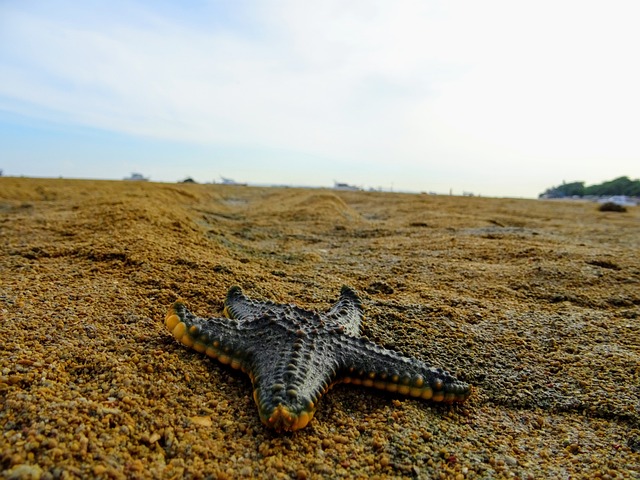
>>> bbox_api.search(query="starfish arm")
[336,336,471,403]
[248,344,339,432]
[223,286,267,321]
[324,285,364,335]
[223,286,289,322]
[165,301,254,373]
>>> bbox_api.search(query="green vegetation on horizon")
[540,176,640,198]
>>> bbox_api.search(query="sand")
[1,177,638,479]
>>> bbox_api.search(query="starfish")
[165,286,471,432]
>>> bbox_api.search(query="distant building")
[219,176,247,186]
[124,173,149,181]
[333,181,361,191]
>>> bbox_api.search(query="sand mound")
[255,191,363,225]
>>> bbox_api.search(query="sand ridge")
[1,178,639,479]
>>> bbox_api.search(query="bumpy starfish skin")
[165,286,471,432]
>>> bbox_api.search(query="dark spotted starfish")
[165,286,471,432]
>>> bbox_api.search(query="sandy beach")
[1,178,638,479]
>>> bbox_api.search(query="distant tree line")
[540,176,640,198]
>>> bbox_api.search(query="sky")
[1,0,639,197]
